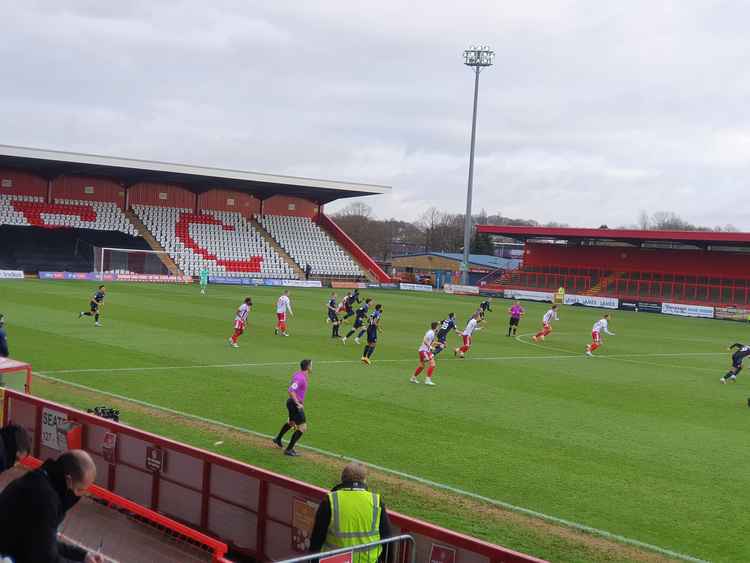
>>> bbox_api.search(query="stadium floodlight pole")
[461,45,494,285]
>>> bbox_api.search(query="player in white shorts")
[411,321,438,385]
[585,314,615,356]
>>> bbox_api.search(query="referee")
[273,359,312,457]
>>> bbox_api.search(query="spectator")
[310,462,392,562]
[0,423,31,474]
[0,449,103,563]
[0,313,8,358]
[305,263,312,280]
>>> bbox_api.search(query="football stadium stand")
[256,214,364,278]
[476,225,750,306]
[0,145,392,281]
[132,205,296,278]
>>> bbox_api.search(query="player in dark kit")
[361,304,382,365]
[342,298,371,344]
[341,289,361,321]
[79,285,106,326]
[0,313,8,358]
[478,298,492,321]
[326,293,341,338]
[721,343,750,383]
[433,313,457,356]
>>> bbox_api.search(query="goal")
[94,247,185,279]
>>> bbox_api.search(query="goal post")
[94,247,185,279]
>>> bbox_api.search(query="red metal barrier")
[2,389,546,563]
[317,213,391,283]
[20,456,231,562]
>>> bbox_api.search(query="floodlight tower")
[461,45,494,285]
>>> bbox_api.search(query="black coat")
[0,424,22,473]
[0,458,88,562]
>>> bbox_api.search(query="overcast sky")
[2,1,749,228]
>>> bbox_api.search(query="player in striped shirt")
[585,314,615,356]
[229,297,252,348]
[275,290,293,336]
[411,322,438,385]
[454,312,481,358]
[532,305,559,342]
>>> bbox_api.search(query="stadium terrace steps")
[583,273,622,296]
[248,216,306,279]
[125,209,183,276]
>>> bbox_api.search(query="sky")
[2,1,749,228]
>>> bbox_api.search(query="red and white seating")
[0,195,137,235]
[132,205,296,278]
[256,214,363,277]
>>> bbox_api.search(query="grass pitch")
[1,280,747,562]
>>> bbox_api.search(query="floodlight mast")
[461,45,495,285]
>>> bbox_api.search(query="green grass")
[1,279,747,562]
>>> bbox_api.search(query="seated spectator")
[0,423,31,473]
[310,462,392,562]
[0,449,103,563]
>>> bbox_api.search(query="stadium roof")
[393,252,520,269]
[0,144,390,204]
[475,225,750,248]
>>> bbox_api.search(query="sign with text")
[332,281,367,289]
[145,446,164,472]
[400,283,433,292]
[320,553,353,563]
[564,294,619,309]
[0,270,24,279]
[504,289,553,302]
[41,407,68,451]
[444,283,479,295]
[715,306,750,322]
[661,302,714,319]
[430,543,457,563]
[292,497,318,552]
[102,431,117,464]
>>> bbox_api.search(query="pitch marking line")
[40,350,725,375]
[35,372,708,563]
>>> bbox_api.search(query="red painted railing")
[20,456,231,562]
[317,213,390,282]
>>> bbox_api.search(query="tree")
[470,231,494,255]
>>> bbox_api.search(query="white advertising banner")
[661,302,714,319]
[503,289,553,302]
[0,270,24,279]
[400,283,433,292]
[564,294,619,309]
[41,407,68,451]
[443,284,479,295]
[282,280,323,288]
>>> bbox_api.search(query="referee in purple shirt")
[273,359,312,457]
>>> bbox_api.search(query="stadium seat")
[256,214,364,278]
[131,205,297,279]
[0,195,138,236]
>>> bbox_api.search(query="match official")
[273,359,312,457]
[310,462,392,562]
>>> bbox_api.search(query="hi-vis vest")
[324,488,382,562]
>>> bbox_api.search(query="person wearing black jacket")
[0,423,31,474]
[310,462,392,560]
[0,449,103,563]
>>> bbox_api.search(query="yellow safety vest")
[324,488,382,562]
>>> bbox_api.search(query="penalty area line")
[34,372,708,563]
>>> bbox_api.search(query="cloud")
[1,1,750,228]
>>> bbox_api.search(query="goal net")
[94,247,183,278]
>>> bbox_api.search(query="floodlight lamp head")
[463,45,495,68]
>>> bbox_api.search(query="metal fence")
[278,534,415,563]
